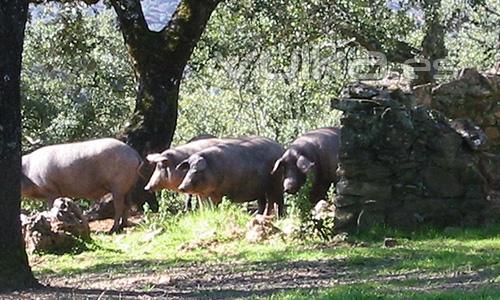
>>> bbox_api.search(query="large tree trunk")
[106,0,221,215]
[0,0,38,291]
[111,0,222,156]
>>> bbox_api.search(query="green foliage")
[22,6,135,151]
[20,198,47,213]
[142,190,186,225]
[22,2,499,149]
[284,173,337,241]
[441,0,500,73]
[286,173,315,231]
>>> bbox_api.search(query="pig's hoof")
[108,225,124,234]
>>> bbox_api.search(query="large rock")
[245,215,281,243]
[422,167,463,198]
[331,81,500,231]
[22,198,90,254]
[414,68,500,153]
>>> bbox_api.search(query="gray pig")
[176,137,285,216]
[144,134,220,211]
[271,127,341,204]
[21,138,143,233]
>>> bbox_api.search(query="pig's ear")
[147,153,169,164]
[175,159,190,171]
[271,158,284,175]
[197,157,207,171]
[296,155,315,174]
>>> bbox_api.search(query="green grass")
[30,204,500,299]
[267,284,500,300]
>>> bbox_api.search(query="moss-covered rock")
[332,81,500,231]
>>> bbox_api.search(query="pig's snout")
[283,178,299,194]
[145,171,162,191]
[178,178,195,193]
[178,182,189,193]
[144,180,158,192]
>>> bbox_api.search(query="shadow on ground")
[4,254,499,299]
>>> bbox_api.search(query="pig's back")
[292,127,341,180]
[23,138,141,199]
[173,138,223,158]
[207,137,284,201]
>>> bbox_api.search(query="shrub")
[285,173,336,241]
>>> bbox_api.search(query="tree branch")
[335,23,419,64]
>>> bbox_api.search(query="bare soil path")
[3,257,498,299]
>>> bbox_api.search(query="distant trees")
[23,0,222,156]
[208,0,497,86]
[22,1,498,148]
[22,8,135,150]
[0,0,38,290]
[177,0,498,143]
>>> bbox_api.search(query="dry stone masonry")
[331,81,500,231]
[414,68,500,153]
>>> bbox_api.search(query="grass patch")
[267,283,500,300]
[29,203,500,298]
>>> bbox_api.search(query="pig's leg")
[274,192,285,217]
[121,206,131,227]
[268,170,285,217]
[265,190,285,217]
[110,192,126,233]
[209,195,223,206]
[184,194,193,212]
[257,198,267,215]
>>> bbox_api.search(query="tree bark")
[413,0,447,86]
[0,0,38,291]
[111,0,222,156]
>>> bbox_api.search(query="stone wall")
[414,68,500,153]
[331,82,500,231]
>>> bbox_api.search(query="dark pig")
[176,137,285,215]
[183,134,216,210]
[144,134,219,211]
[271,127,341,204]
[187,134,217,142]
[21,138,143,233]
[144,136,221,193]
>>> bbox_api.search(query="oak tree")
[0,0,38,291]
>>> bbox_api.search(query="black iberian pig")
[144,134,219,211]
[176,137,285,216]
[271,127,341,204]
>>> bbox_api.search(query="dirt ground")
[3,257,498,299]
[3,218,498,299]
[87,215,144,233]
